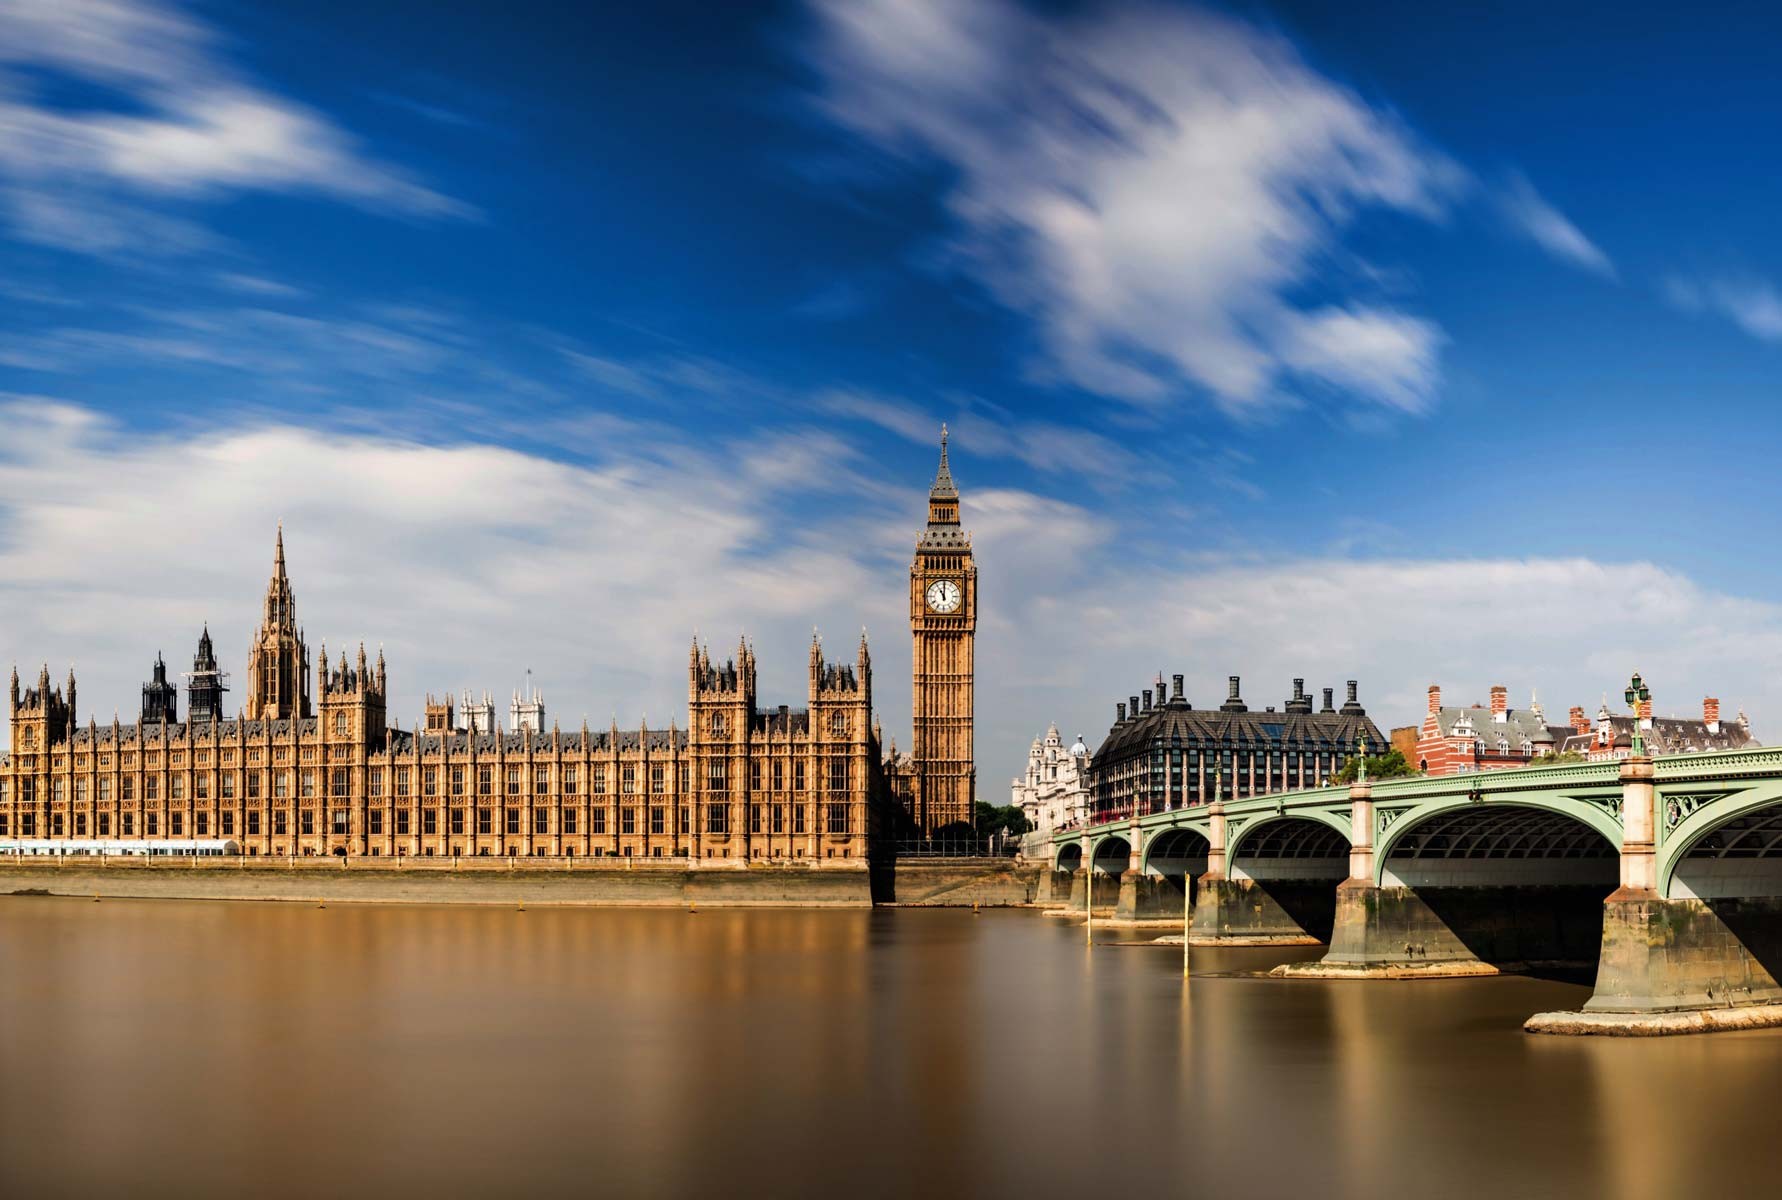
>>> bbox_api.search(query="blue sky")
[6,0,1782,792]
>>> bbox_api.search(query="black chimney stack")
[1341,680,1365,716]
[1116,702,1127,723]
[1220,675,1247,713]
[1321,687,1335,713]
[1287,677,1312,714]
[1172,674,1185,702]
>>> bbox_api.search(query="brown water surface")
[3,897,1781,1199]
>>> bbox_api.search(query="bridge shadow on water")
[1408,885,1610,983]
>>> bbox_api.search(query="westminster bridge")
[1047,746,1782,1031]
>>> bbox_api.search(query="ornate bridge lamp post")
[1616,671,1658,897]
[1625,672,1652,760]
[1187,760,1226,977]
[1347,732,1376,887]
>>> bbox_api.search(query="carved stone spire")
[244,525,310,720]
[930,423,957,501]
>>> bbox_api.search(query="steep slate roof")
[65,718,319,746]
[396,729,690,756]
[1559,714,1759,756]
[1094,700,1384,765]
[753,707,812,735]
[42,722,696,756]
[1433,706,1560,747]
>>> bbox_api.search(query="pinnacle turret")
[930,423,958,501]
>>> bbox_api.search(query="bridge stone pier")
[1110,820,1206,924]
[1055,747,1782,1034]
[1045,834,1121,914]
[1192,796,1348,946]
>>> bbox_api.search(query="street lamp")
[1625,672,1652,759]
[1356,731,1371,786]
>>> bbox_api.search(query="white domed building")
[1011,724,1090,835]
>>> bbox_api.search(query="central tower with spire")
[185,625,228,724]
[909,425,977,834]
[243,525,311,721]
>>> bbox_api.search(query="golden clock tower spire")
[909,424,976,834]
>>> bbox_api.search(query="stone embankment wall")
[883,859,1040,906]
[0,856,1041,908]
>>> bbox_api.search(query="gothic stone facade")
[0,538,894,862]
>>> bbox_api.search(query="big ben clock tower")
[910,425,976,834]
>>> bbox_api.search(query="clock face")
[925,579,963,614]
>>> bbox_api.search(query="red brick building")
[1409,682,1760,776]
[1559,695,1758,760]
[1414,684,1575,776]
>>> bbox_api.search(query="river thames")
[3,897,1780,1199]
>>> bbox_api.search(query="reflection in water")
[3,898,1780,1199]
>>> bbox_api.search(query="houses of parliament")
[0,435,978,860]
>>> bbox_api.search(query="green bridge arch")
[1658,778,1782,898]
[1372,794,1624,888]
[1226,809,1353,864]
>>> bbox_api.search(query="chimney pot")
[1346,680,1358,704]
[1129,695,1140,720]
[1322,688,1334,712]
[1228,675,1241,700]
[1142,690,1153,714]
[1116,703,1127,723]
[1172,674,1184,701]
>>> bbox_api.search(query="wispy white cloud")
[1664,275,1782,342]
[0,0,472,258]
[1500,172,1614,279]
[214,272,306,299]
[1277,305,1444,415]
[802,0,1462,418]
[818,388,1148,489]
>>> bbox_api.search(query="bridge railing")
[1054,744,1782,845]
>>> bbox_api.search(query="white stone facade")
[511,676,545,734]
[1011,724,1089,835]
[459,690,496,734]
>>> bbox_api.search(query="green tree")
[1333,748,1418,784]
[1531,749,1587,766]
[974,801,1030,839]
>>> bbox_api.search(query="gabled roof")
[1563,714,1760,756]
[1432,706,1554,745]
